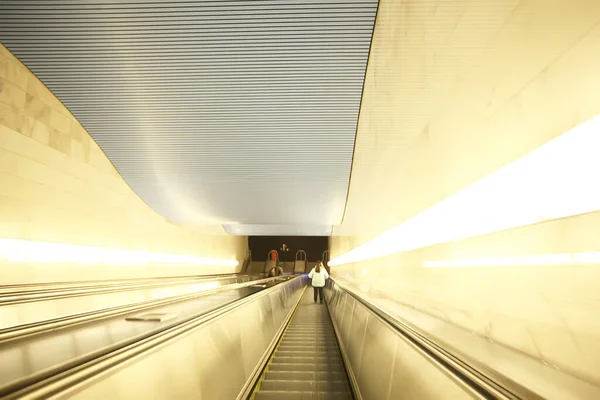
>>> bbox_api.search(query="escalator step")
[281,342,336,346]
[269,363,344,372]
[286,329,334,332]
[279,342,334,347]
[277,347,334,352]
[285,336,334,340]
[285,332,335,335]
[275,351,339,357]
[281,339,337,344]
[273,356,342,364]
[252,290,351,399]
[286,327,333,330]
[275,349,340,359]
[260,379,348,392]
[254,390,351,400]
[265,371,346,381]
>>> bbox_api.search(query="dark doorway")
[248,236,329,262]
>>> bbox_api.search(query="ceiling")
[0,0,378,236]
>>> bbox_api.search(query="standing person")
[279,243,290,271]
[308,261,329,304]
[276,263,284,276]
[268,263,284,277]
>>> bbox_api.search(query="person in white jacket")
[308,261,329,304]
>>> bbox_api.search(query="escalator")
[0,275,288,399]
[251,289,352,399]
[8,275,576,399]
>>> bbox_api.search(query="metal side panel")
[325,286,478,400]
[293,260,306,274]
[346,300,368,384]
[356,312,397,400]
[247,262,265,275]
[58,278,306,400]
[340,293,355,352]
[281,262,294,274]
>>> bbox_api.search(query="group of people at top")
[267,261,329,304]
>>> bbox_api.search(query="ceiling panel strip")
[0,0,378,234]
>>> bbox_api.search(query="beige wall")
[332,0,600,386]
[0,44,247,282]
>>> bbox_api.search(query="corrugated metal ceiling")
[0,0,378,236]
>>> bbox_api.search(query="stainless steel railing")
[1,275,306,400]
[0,275,300,399]
[0,273,245,304]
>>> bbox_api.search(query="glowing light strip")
[329,114,600,267]
[0,238,239,267]
[189,282,221,291]
[423,252,600,268]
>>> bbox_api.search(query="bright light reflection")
[0,238,239,267]
[190,282,220,292]
[329,114,600,267]
[423,252,600,268]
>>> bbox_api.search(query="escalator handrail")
[0,274,244,306]
[239,280,309,400]
[294,250,307,261]
[0,272,241,292]
[0,276,270,343]
[0,273,244,302]
[329,279,543,400]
